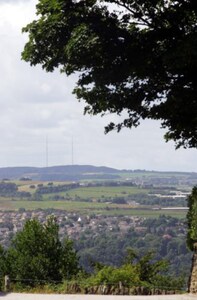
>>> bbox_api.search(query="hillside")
[0,165,196,183]
[0,165,120,181]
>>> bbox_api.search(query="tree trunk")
[188,243,197,293]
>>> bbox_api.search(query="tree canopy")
[22,0,197,148]
[87,249,184,290]
[5,217,79,285]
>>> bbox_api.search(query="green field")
[65,186,149,199]
[17,181,67,193]
[0,179,189,219]
[0,198,187,218]
[101,208,187,218]
[0,200,105,211]
[16,183,149,199]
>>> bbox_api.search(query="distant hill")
[0,165,196,183]
[0,165,121,181]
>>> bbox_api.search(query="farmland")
[65,186,149,199]
[0,178,188,218]
[0,199,187,218]
[0,165,193,219]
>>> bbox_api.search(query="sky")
[0,0,196,172]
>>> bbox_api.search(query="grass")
[0,200,109,211]
[0,198,186,218]
[101,208,186,218]
[16,183,148,199]
[65,186,149,199]
[17,181,69,193]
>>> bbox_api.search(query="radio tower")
[71,136,74,165]
[46,135,48,167]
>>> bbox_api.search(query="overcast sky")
[0,0,196,172]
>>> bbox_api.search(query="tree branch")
[111,0,152,27]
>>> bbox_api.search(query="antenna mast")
[46,135,48,167]
[72,136,74,165]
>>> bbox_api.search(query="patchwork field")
[0,198,186,218]
[0,171,191,219]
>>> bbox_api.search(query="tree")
[87,249,184,290]
[22,0,197,148]
[61,238,80,279]
[136,251,168,283]
[0,245,6,276]
[6,217,79,285]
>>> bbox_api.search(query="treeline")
[95,194,187,206]
[130,194,187,207]
[0,217,185,293]
[74,215,191,280]
[0,182,31,198]
[35,183,79,194]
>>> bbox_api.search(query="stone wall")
[189,243,197,293]
[65,283,176,295]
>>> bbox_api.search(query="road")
[1,294,197,300]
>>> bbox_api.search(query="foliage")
[0,215,188,292]
[0,182,31,198]
[88,264,140,286]
[36,183,79,195]
[5,217,79,285]
[133,195,187,207]
[22,0,197,148]
[111,197,127,204]
[0,182,18,195]
[150,274,185,291]
[75,215,191,281]
[0,244,6,290]
[61,238,80,279]
[85,249,184,290]
[187,186,197,250]
[136,251,168,283]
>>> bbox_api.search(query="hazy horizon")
[0,163,195,174]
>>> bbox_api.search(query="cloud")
[0,0,37,32]
[0,0,196,171]
[0,0,32,4]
